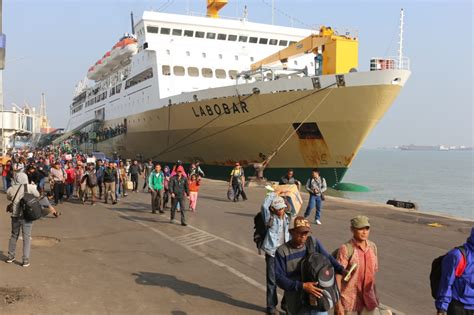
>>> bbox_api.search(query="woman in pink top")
[65,162,76,199]
[74,164,85,199]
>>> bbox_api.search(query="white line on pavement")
[117,209,266,292]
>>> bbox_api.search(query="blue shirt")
[261,192,290,257]
[436,227,474,311]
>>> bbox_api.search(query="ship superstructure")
[65,4,411,186]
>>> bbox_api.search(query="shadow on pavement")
[225,212,255,218]
[198,194,230,203]
[133,272,265,313]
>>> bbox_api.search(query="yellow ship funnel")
[207,0,228,18]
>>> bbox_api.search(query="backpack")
[430,246,466,299]
[253,211,273,254]
[86,172,98,187]
[19,184,43,221]
[301,237,340,311]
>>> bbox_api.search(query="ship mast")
[398,8,404,69]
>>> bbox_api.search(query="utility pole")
[0,0,5,155]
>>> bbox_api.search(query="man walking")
[49,161,66,205]
[169,168,189,226]
[261,195,290,315]
[436,227,473,315]
[149,164,165,214]
[128,160,141,192]
[229,163,247,202]
[303,169,327,225]
[142,159,153,192]
[103,162,117,204]
[275,216,346,315]
[279,169,301,190]
[96,159,105,199]
[5,172,40,267]
[335,216,380,315]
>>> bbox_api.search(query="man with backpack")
[259,195,290,315]
[435,227,473,315]
[103,162,117,204]
[95,159,105,199]
[5,172,40,267]
[275,216,346,315]
[334,215,379,315]
[81,164,98,205]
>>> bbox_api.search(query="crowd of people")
[1,145,472,315]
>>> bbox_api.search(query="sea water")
[332,149,474,219]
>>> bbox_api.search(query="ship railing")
[235,67,308,85]
[370,56,410,71]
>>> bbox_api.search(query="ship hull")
[81,70,410,187]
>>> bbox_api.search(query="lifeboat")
[86,35,138,81]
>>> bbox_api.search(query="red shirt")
[65,168,76,184]
[188,180,200,192]
[336,239,379,312]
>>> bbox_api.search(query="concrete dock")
[0,178,471,314]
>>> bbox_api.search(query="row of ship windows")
[84,68,155,108]
[143,26,296,47]
[162,65,239,79]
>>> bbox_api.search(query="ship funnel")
[207,0,228,18]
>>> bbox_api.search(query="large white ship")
[64,1,411,187]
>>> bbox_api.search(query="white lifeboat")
[86,35,138,82]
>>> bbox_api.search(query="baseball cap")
[290,216,311,233]
[271,196,287,210]
[351,215,371,229]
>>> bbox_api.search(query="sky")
[2,0,473,147]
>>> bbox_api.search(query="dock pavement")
[0,178,472,315]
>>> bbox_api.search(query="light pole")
[0,0,6,155]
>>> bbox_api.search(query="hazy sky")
[3,0,473,147]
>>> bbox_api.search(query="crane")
[251,26,359,75]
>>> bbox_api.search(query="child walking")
[188,174,201,212]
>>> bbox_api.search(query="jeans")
[97,179,104,198]
[38,177,46,192]
[448,299,474,315]
[265,254,278,312]
[8,217,33,262]
[65,183,74,198]
[232,182,247,201]
[171,196,186,224]
[3,176,7,192]
[53,182,65,204]
[131,174,138,191]
[151,189,164,212]
[304,194,322,220]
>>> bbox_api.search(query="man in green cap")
[335,215,380,315]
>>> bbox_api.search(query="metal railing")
[370,56,410,71]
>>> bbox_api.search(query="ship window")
[228,34,237,41]
[215,69,227,79]
[173,66,185,76]
[202,52,207,58]
[116,84,121,93]
[218,54,223,59]
[294,60,298,65]
[188,67,199,77]
[279,40,288,46]
[269,39,278,45]
[201,68,213,78]
[259,38,268,44]
[195,31,205,38]
[238,35,248,42]
[293,122,323,139]
[162,65,171,75]
[217,33,227,40]
[160,28,170,35]
[249,37,258,43]
[229,70,238,79]
[289,41,297,46]
[172,29,182,36]
[235,55,239,61]
[184,30,194,37]
[250,57,254,62]
[147,26,158,33]
[110,87,115,96]
[186,51,190,56]
[206,32,216,39]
